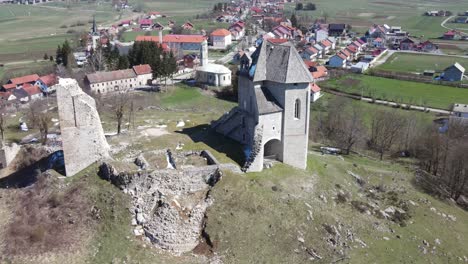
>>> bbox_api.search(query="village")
[0,0,467,263]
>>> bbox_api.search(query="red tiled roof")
[307,46,319,54]
[303,60,319,68]
[134,36,170,50]
[374,37,383,42]
[444,30,456,36]
[337,53,347,60]
[162,34,205,43]
[8,74,40,85]
[321,39,332,47]
[39,74,57,86]
[139,19,153,25]
[211,28,231,37]
[346,46,357,53]
[268,38,288,44]
[2,83,16,90]
[133,64,152,75]
[310,83,321,93]
[341,49,351,57]
[311,66,328,79]
[23,85,42,96]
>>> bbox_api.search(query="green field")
[323,75,468,109]
[377,53,468,73]
[284,0,468,38]
[0,4,122,62]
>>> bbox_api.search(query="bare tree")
[111,90,130,134]
[368,109,405,160]
[38,112,50,145]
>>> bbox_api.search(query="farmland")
[376,53,468,73]
[323,75,468,110]
[284,0,468,38]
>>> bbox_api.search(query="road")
[441,16,456,30]
[325,89,451,115]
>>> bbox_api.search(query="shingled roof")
[251,41,314,84]
[86,69,136,84]
[255,86,283,114]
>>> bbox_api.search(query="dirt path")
[441,16,455,30]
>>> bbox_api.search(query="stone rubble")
[99,152,223,254]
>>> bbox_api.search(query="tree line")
[312,96,468,203]
[295,2,317,11]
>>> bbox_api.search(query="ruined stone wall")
[99,162,221,253]
[56,78,110,176]
[0,143,20,169]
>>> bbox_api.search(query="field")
[284,0,468,38]
[376,53,468,73]
[0,4,125,62]
[323,75,468,109]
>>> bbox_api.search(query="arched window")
[294,99,300,119]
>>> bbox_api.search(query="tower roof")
[250,41,314,84]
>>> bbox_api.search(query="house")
[328,53,347,68]
[373,37,385,48]
[452,103,468,118]
[312,43,324,58]
[183,53,200,68]
[152,22,164,31]
[210,28,232,49]
[328,24,346,36]
[162,34,206,52]
[340,49,352,60]
[38,74,57,93]
[368,24,388,39]
[319,39,333,54]
[118,20,131,27]
[148,11,161,19]
[182,22,194,30]
[2,74,40,91]
[229,21,245,40]
[426,11,439,16]
[442,62,465,82]
[310,83,322,102]
[349,40,363,52]
[22,84,43,100]
[454,17,468,24]
[443,30,459,40]
[134,35,170,52]
[399,37,417,50]
[213,39,314,172]
[418,40,437,52]
[11,88,29,103]
[315,29,328,42]
[85,64,153,93]
[139,19,153,30]
[310,65,328,80]
[272,24,297,40]
[301,46,319,61]
[195,40,231,87]
[351,62,370,73]
[345,45,359,59]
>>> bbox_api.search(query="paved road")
[325,89,451,115]
[441,16,456,30]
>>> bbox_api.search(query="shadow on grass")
[0,151,65,189]
[176,124,245,166]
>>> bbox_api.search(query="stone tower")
[56,78,110,176]
[212,39,314,172]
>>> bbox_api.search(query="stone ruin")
[99,150,222,253]
[0,143,21,169]
[56,78,110,176]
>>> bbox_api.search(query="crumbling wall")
[0,143,21,169]
[56,78,110,176]
[99,162,222,253]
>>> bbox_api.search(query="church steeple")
[92,15,97,35]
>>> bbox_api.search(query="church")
[212,39,314,172]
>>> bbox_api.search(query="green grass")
[323,75,468,109]
[206,151,468,263]
[377,53,468,73]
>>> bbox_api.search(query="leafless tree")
[111,90,131,134]
[38,112,50,145]
[368,109,405,160]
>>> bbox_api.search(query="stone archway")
[263,139,282,161]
